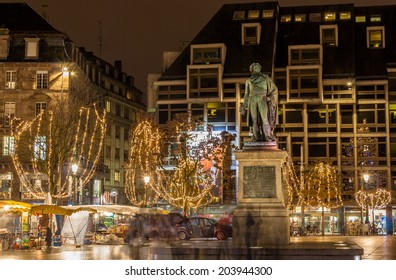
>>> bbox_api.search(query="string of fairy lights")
[11,104,106,200]
[124,115,227,215]
[282,159,343,209]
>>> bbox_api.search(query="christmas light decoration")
[124,118,162,207]
[355,188,391,210]
[282,156,303,210]
[11,100,106,201]
[124,113,227,216]
[304,161,343,208]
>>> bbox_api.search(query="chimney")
[114,60,122,71]
[42,4,49,21]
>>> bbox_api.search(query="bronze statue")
[240,62,278,142]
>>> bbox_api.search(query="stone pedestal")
[232,143,289,246]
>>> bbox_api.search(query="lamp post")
[363,173,370,224]
[71,163,78,205]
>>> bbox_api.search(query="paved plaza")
[0,235,395,260]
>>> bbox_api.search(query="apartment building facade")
[0,3,145,205]
[148,2,396,233]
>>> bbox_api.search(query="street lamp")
[72,163,78,205]
[363,173,370,224]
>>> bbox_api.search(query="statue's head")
[249,62,262,74]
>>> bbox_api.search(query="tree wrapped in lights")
[125,113,227,217]
[124,118,162,207]
[303,161,343,234]
[355,188,391,222]
[282,156,303,210]
[303,161,343,208]
[11,96,106,202]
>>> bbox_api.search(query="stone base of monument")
[145,240,363,260]
[232,143,290,246]
[232,203,289,246]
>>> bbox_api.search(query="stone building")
[148,2,396,233]
[0,3,145,205]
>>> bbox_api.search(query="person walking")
[45,227,52,248]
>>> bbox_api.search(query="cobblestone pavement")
[0,235,395,260]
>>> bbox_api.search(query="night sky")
[2,0,395,91]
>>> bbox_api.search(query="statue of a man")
[240,62,278,142]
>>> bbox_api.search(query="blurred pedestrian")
[45,227,52,248]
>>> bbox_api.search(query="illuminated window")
[233,11,245,20]
[367,26,385,48]
[3,102,15,127]
[262,10,274,18]
[114,171,120,182]
[320,25,338,47]
[106,101,111,112]
[248,10,260,19]
[355,16,366,22]
[3,136,14,156]
[295,14,306,22]
[324,12,336,21]
[281,15,292,22]
[5,70,16,89]
[340,11,351,20]
[370,15,382,22]
[34,136,46,160]
[35,102,47,116]
[241,23,261,45]
[25,37,39,59]
[36,71,48,89]
[310,13,321,22]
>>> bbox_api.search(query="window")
[370,15,382,22]
[233,11,245,20]
[5,70,16,89]
[34,136,46,160]
[158,104,188,125]
[355,16,366,23]
[320,25,338,47]
[4,102,15,127]
[287,66,322,101]
[35,102,47,116]
[191,45,224,65]
[25,37,40,59]
[281,15,292,22]
[340,12,351,20]
[3,136,14,156]
[188,66,221,98]
[295,14,306,22]
[106,101,111,113]
[309,13,321,22]
[324,12,336,21]
[36,71,48,89]
[241,23,261,45]
[248,10,260,19]
[262,10,274,18]
[157,84,187,100]
[289,46,322,65]
[0,34,10,59]
[114,171,120,182]
[367,26,385,48]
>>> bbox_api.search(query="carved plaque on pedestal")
[243,165,276,198]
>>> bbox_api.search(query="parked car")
[175,217,232,240]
